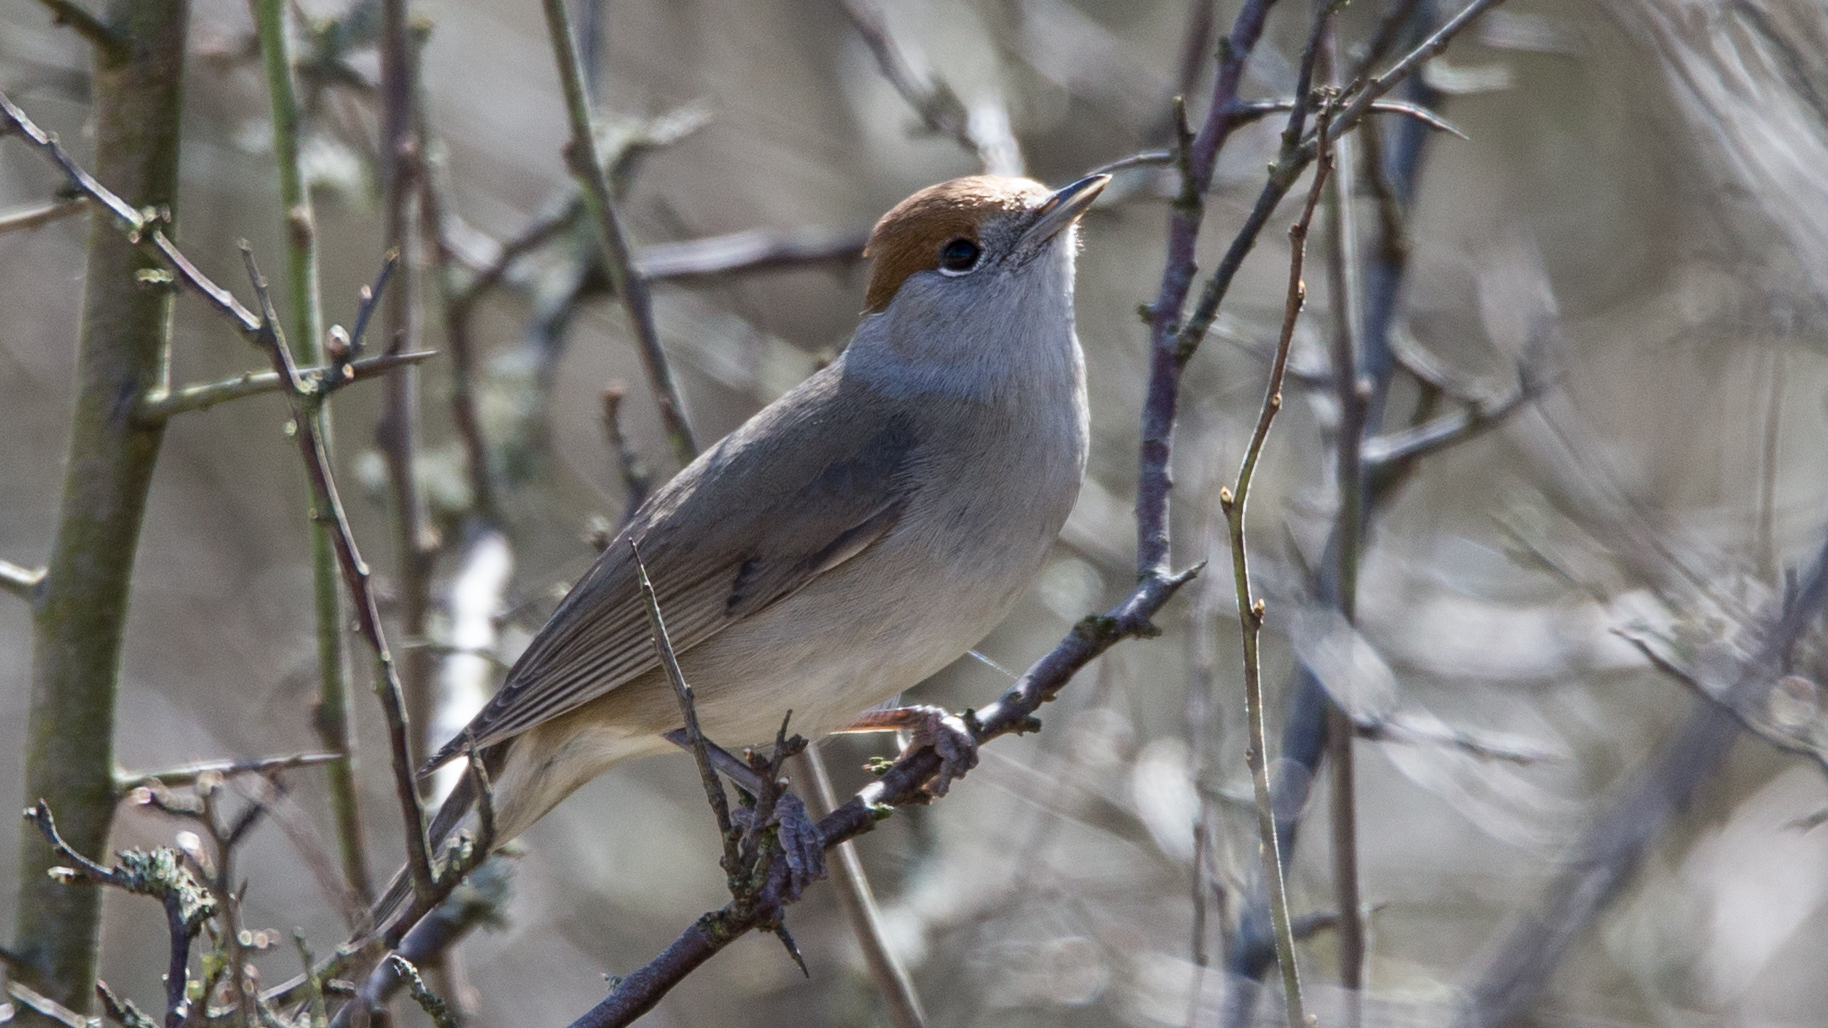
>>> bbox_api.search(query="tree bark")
[9,1,191,1018]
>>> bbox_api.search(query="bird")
[380,172,1106,934]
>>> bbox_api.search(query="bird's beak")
[1021,174,1110,248]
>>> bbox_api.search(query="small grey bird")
[391,173,1104,923]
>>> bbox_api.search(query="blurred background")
[4,0,1828,1025]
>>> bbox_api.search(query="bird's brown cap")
[862,175,1050,313]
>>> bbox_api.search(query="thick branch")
[31,0,126,56]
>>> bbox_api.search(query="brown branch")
[31,0,126,55]
[602,385,652,521]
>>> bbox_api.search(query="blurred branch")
[251,0,373,906]
[794,746,927,1028]
[0,197,87,235]
[6,979,94,1028]
[31,0,126,56]
[1361,369,1537,479]
[541,0,698,466]
[639,225,868,282]
[0,5,190,1015]
[0,560,46,601]
[378,0,437,773]
[841,0,1023,174]
[115,752,339,794]
[1320,30,1367,1020]
[1455,531,1828,1027]
[133,350,433,423]
[602,385,652,520]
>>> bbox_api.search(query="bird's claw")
[772,792,826,900]
[897,705,979,797]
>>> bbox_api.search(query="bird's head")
[850,173,1107,400]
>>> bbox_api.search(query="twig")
[639,226,869,282]
[540,0,698,466]
[251,0,374,907]
[602,385,652,520]
[1218,97,1334,1028]
[630,543,740,874]
[6,979,94,1028]
[0,559,46,601]
[115,752,339,793]
[1360,375,1535,475]
[421,175,497,520]
[134,350,434,423]
[295,932,330,1028]
[840,0,1021,173]
[25,802,214,1027]
[31,0,126,55]
[567,564,1200,1028]
[386,956,456,1028]
[0,197,87,234]
[94,980,157,1028]
[794,747,926,1028]
[238,247,437,904]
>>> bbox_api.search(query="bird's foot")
[838,704,980,797]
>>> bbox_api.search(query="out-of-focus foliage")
[3,0,1828,1025]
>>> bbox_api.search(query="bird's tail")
[365,755,493,941]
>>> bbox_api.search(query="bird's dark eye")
[938,237,982,274]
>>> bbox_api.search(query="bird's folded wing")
[420,370,921,772]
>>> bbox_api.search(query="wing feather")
[420,366,919,773]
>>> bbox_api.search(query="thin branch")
[238,247,437,904]
[134,350,434,423]
[602,385,652,520]
[639,226,868,282]
[0,89,264,335]
[1135,0,1282,577]
[1217,97,1334,1028]
[567,564,1199,1028]
[0,559,46,601]
[540,0,698,466]
[1361,373,1536,475]
[114,752,339,794]
[7,979,95,1028]
[31,0,126,55]
[0,197,87,234]
[631,543,740,875]
[794,746,927,1028]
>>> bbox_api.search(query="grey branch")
[135,350,435,423]
[0,196,87,234]
[114,752,341,794]
[0,559,46,601]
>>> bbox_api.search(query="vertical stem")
[378,0,434,763]
[1321,35,1366,1027]
[1222,121,1334,1028]
[9,1,189,1018]
[540,0,698,467]
[794,746,927,1028]
[250,0,371,903]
